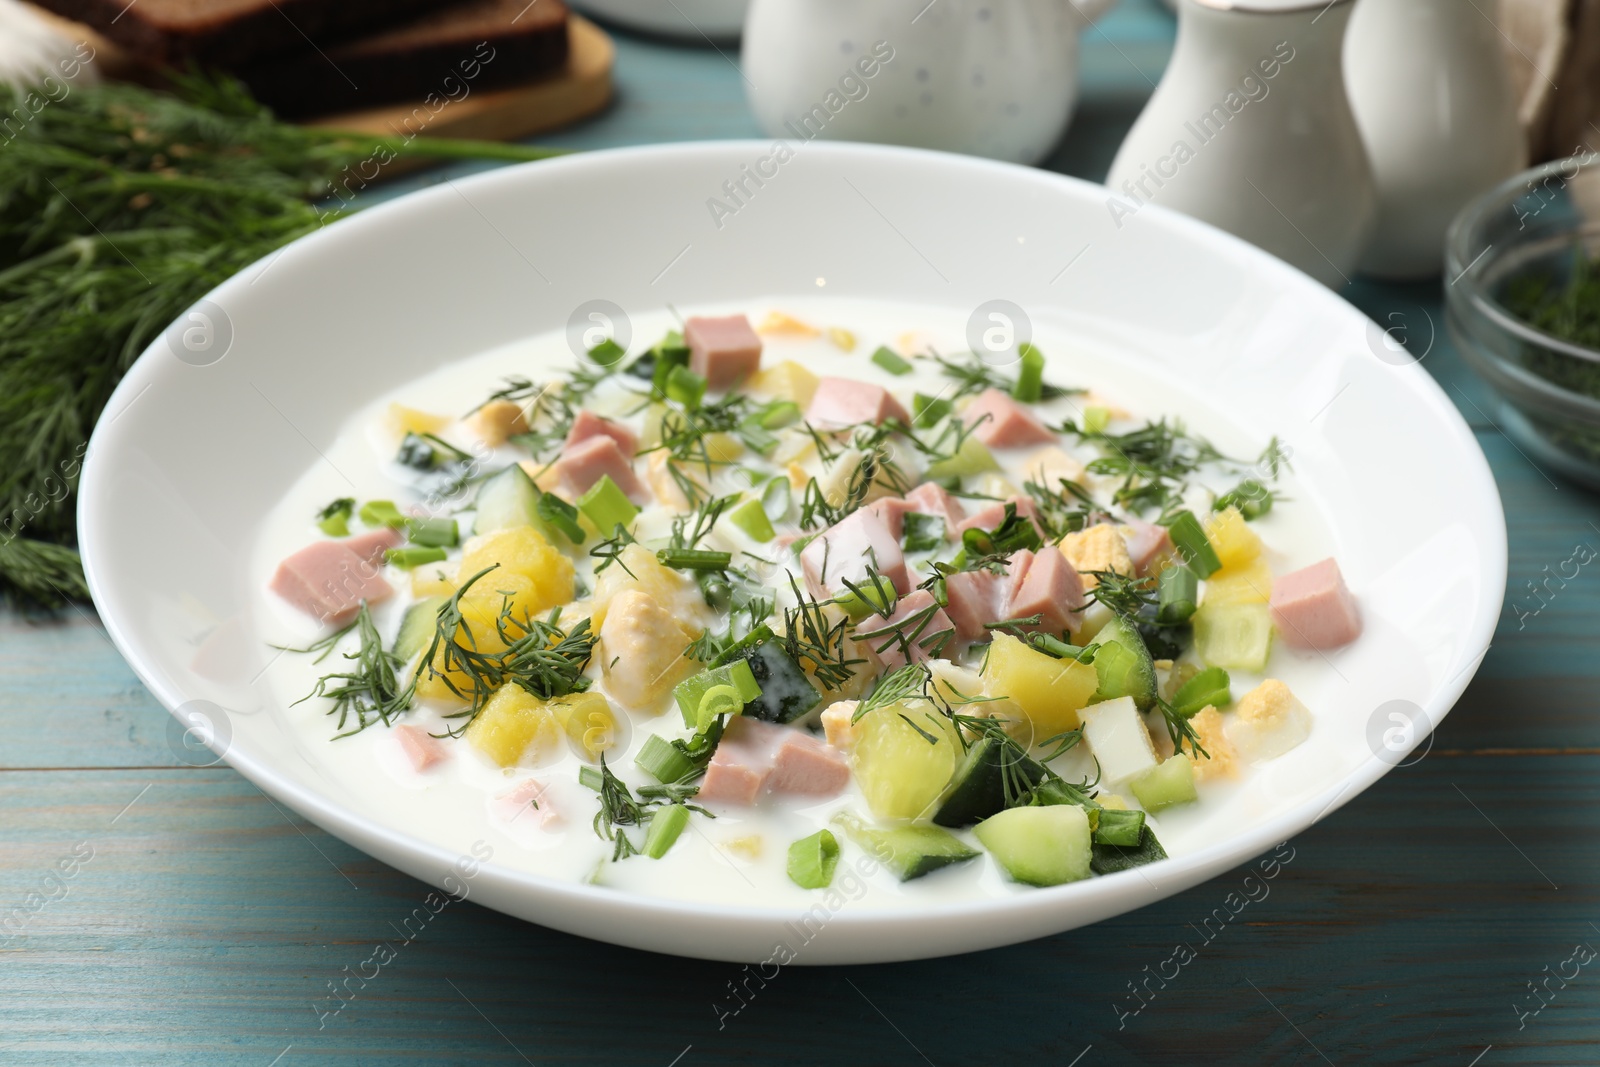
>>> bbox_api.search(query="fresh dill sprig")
[290,602,415,737]
[781,574,868,692]
[933,349,1080,401]
[1067,417,1231,517]
[852,663,933,722]
[1083,570,1159,618]
[587,755,647,861]
[1157,695,1209,761]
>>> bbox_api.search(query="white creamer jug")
[1105,0,1374,289]
[741,0,1119,166]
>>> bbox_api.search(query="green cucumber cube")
[1129,754,1198,812]
[973,805,1092,887]
[1192,601,1273,671]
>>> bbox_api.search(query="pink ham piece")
[855,589,956,671]
[565,409,638,457]
[805,377,911,428]
[1002,544,1085,635]
[957,495,1048,540]
[961,388,1057,448]
[493,778,561,828]
[270,540,393,626]
[800,507,909,598]
[942,569,1004,643]
[395,724,447,772]
[1269,557,1362,650]
[1122,519,1172,576]
[698,718,849,805]
[685,314,763,389]
[345,527,402,568]
[551,434,649,504]
[903,482,966,533]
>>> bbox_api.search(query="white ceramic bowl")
[567,0,746,39]
[79,142,1505,964]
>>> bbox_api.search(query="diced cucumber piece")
[673,659,762,730]
[576,475,638,534]
[925,434,1000,481]
[406,516,459,548]
[710,627,820,724]
[1093,807,1146,847]
[830,574,897,622]
[473,464,541,535]
[386,546,447,569]
[726,496,776,542]
[832,812,979,882]
[1192,601,1273,671]
[932,733,1049,827]
[871,346,913,376]
[1081,405,1111,434]
[392,596,444,663]
[1091,616,1158,710]
[1129,754,1198,812]
[973,805,1092,887]
[1091,825,1168,875]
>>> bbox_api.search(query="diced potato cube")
[826,327,856,352]
[459,527,574,615]
[467,399,529,447]
[758,311,820,336]
[750,360,821,408]
[981,633,1099,740]
[1058,524,1133,588]
[1228,679,1312,762]
[1188,706,1238,781]
[599,589,700,711]
[467,685,563,767]
[411,564,456,599]
[1205,506,1263,569]
[386,403,450,437]
[1204,556,1274,606]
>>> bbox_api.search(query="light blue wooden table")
[6,2,1599,1063]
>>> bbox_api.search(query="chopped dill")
[289,602,415,737]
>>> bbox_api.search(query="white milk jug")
[1105,0,1375,289]
[741,0,1119,166]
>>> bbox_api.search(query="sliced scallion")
[536,492,585,544]
[1156,565,1198,625]
[576,475,638,534]
[727,497,776,542]
[665,365,707,409]
[635,734,696,784]
[657,548,732,572]
[406,516,459,548]
[786,829,840,889]
[1161,510,1221,578]
[913,393,952,428]
[644,804,690,859]
[1171,666,1230,718]
[1081,405,1111,435]
[586,338,627,368]
[359,500,406,529]
[385,546,448,569]
[871,346,913,376]
[1012,342,1045,403]
[317,497,354,537]
[674,659,762,729]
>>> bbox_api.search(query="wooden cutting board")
[27,5,613,149]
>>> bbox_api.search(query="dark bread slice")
[28,0,462,66]
[235,0,570,119]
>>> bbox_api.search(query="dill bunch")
[0,72,562,606]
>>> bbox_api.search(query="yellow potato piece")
[458,527,574,616]
[467,685,564,767]
[1204,556,1273,605]
[385,403,450,437]
[1204,506,1263,569]
[758,311,820,336]
[981,633,1099,741]
[467,399,529,447]
[750,360,821,408]
[410,564,456,599]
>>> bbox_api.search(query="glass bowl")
[1446,154,1600,489]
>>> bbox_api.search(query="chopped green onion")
[1162,510,1221,578]
[665,365,707,409]
[1214,479,1274,520]
[674,659,762,729]
[1012,342,1045,403]
[586,338,627,367]
[1027,634,1098,663]
[831,573,897,622]
[359,500,407,529]
[913,393,953,428]
[697,684,743,729]
[1171,666,1230,718]
[727,497,776,542]
[1081,405,1111,435]
[536,492,585,544]
[648,342,691,397]
[385,546,448,569]
[786,829,840,889]
[736,417,779,455]
[635,734,697,784]
[406,516,459,548]
[317,497,354,537]
[576,475,639,534]
[871,346,913,376]
[578,764,604,792]
[1156,565,1198,625]
[657,548,733,571]
[902,512,945,553]
[755,399,802,429]
[644,804,691,859]
[1092,808,1146,847]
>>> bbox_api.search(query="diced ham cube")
[943,569,1004,643]
[767,731,851,795]
[698,718,850,805]
[551,435,649,504]
[864,496,916,541]
[565,409,638,457]
[1269,558,1362,650]
[685,314,763,389]
[805,377,911,429]
[855,589,955,671]
[396,724,447,772]
[346,527,402,568]
[800,508,909,598]
[1002,543,1085,635]
[270,540,393,625]
[956,495,1047,540]
[903,482,966,532]
[961,388,1056,448]
[493,778,561,827]
[1121,518,1172,576]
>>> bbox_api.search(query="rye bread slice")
[235,0,570,119]
[28,0,461,66]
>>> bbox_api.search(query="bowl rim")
[78,139,1509,958]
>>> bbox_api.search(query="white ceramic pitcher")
[1105,0,1374,289]
[741,0,1119,166]
[1344,0,1526,280]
